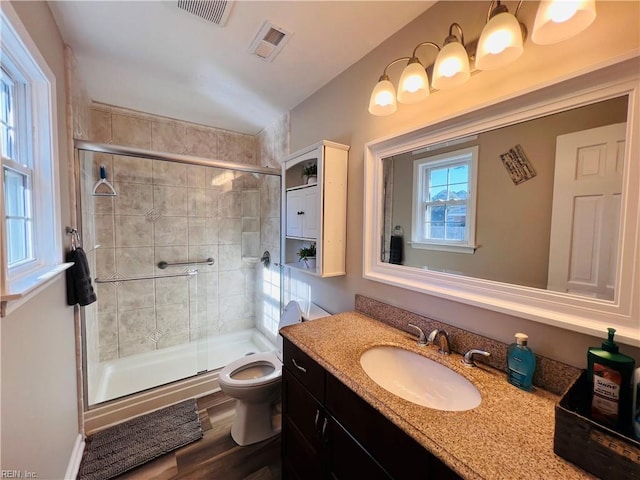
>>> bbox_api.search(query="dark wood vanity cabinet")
[282,338,461,480]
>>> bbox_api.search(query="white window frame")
[411,146,478,254]
[1,4,65,317]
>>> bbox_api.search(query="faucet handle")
[462,349,491,367]
[407,323,426,346]
[427,329,439,345]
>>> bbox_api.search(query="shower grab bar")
[157,258,214,269]
[95,270,198,284]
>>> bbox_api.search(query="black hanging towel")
[66,247,97,306]
[389,226,404,265]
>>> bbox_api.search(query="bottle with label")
[587,328,636,435]
[634,367,640,440]
[507,333,536,391]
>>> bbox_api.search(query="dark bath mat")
[78,399,203,480]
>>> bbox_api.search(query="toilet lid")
[276,301,302,361]
[278,301,302,329]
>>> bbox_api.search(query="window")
[412,146,478,253]
[1,5,63,314]
[2,66,35,268]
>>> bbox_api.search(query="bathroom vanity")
[282,337,460,479]
[281,312,596,479]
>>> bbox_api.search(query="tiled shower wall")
[83,103,284,363]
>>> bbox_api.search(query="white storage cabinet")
[282,141,349,277]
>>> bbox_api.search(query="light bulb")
[439,57,462,78]
[549,2,579,23]
[485,30,512,55]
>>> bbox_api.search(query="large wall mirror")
[364,58,640,345]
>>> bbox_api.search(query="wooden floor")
[114,391,282,480]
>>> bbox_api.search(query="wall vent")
[248,21,292,62]
[177,0,234,27]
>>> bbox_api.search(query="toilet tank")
[299,301,331,321]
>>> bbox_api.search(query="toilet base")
[230,399,281,446]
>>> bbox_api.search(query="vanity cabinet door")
[282,370,323,480]
[325,373,461,480]
[283,369,390,480]
[325,417,392,480]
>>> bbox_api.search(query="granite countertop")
[280,311,595,480]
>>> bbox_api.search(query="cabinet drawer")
[283,338,325,401]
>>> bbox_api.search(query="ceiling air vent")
[248,21,292,62]
[177,0,234,27]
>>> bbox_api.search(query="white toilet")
[218,300,330,446]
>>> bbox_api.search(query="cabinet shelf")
[285,235,316,241]
[286,182,317,192]
[283,262,319,276]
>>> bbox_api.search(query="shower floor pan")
[89,328,274,405]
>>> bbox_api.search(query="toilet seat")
[219,352,282,389]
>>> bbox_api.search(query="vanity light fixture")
[368,0,598,116]
[531,0,597,45]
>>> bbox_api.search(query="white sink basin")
[360,346,481,411]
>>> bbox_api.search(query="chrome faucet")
[462,349,491,367]
[428,329,451,355]
[407,323,427,346]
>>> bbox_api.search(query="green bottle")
[587,328,636,435]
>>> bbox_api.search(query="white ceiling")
[49,1,435,135]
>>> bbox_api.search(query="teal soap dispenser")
[587,328,636,434]
[507,333,536,391]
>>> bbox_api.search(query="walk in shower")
[76,142,282,407]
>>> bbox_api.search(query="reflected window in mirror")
[412,146,478,254]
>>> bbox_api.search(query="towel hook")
[65,226,81,250]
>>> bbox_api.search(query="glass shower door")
[78,145,282,406]
[79,149,208,406]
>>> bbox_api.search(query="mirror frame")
[364,58,640,346]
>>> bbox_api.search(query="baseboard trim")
[65,433,85,479]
